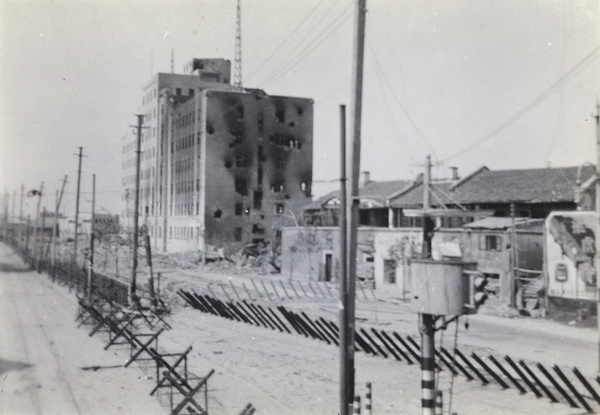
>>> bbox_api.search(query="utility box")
[410,259,477,316]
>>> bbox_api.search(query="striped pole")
[421,313,436,415]
[435,390,443,415]
[365,382,372,415]
[353,395,361,414]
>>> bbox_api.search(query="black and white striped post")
[435,390,443,415]
[353,395,361,414]
[421,313,436,415]
[365,382,372,415]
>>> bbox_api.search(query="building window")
[478,235,502,251]
[257,167,263,185]
[234,227,242,242]
[235,203,243,216]
[275,109,285,123]
[176,88,182,95]
[276,203,284,214]
[253,191,263,210]
[276,157,284,169]
[235,178,248,196]
[257,113,264,135]
[214,209,222,219]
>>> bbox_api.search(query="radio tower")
[233,0,243,89]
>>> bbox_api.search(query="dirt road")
[0,244,164,415]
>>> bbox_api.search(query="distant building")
[289,165,595,307]
[121,58,314,253]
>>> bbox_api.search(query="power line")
[366,35,438,161]
[259,2,352,88]
[442,44,600,163]
[245,0,326,84]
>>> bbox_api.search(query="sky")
[0,0,598,218]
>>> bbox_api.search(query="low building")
[288,164,593,307]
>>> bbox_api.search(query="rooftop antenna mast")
[233,0,243,89]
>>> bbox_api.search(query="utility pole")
[37,207,46,273]
[25,215,31,258]
[87,174,96,302]
[130,114,145,305]
[11,189,16,243]
[420,155,436,415]
[339,104,350,414]
[73,147,85,266]
[344,1,366,414]
[49,175,68,273]
[19,184,24,247]
[594,100,600,375]
[32,182,44,265]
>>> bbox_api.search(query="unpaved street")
[0,244,164,415]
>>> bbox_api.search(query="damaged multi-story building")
[121,58,314,253]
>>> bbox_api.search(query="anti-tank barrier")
[178,289,600,414]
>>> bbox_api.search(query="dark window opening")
[234,227,242,242]
[296,106,304,115]
[235,178,248,196]
[257,113,264,134]
[176,88,182,95]
[478,235,502,251]
[189,89,194,96]
[269,134,300,149]
[276,204,284,214]
[276,157,284,169]
[236,155,249,168]
[257,167,263,185]
[252,238,265,245]
[235,203,243,216]
[252,224,265,234]
[270,183,284,193]
[229,135,243,148]
[236,105,244,119]
[224,159,232,169]
[214,209,222,219]
[206,122,215,134]
[258,145,266,162]
[275,109,285,123]
[289,121,295,127]
[253,191,263,210]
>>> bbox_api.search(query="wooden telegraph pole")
[594,100,600,375]
[73,147,85,265]
[342,1,367,414]
[339,104,349,414]
[420,155,437,415]
[129,114,145,306]
[87,174,96,302]
[49,175,68,274]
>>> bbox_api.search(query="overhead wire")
[442,44,600,163]
[366,36,419,164]
[245,0,326,84]
[260,3,353,89]
[365,35,438,161]
[257,0,344,87]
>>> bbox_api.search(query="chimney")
[449,167,459,180]
[360,171,371,188]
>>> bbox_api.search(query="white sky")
[0,0,598,217]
